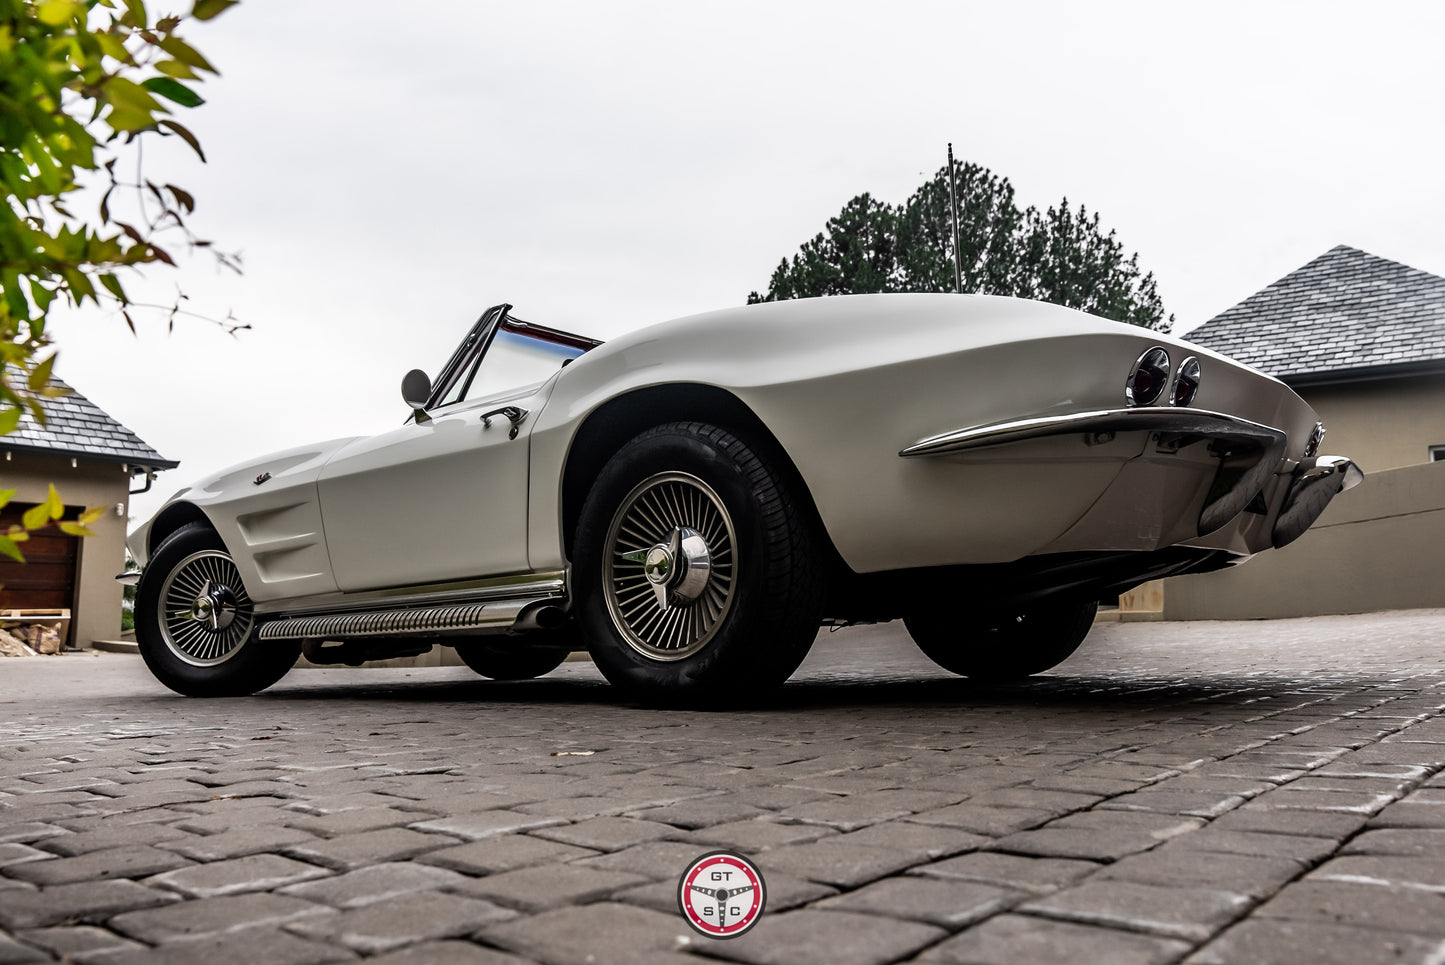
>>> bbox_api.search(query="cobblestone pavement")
[3,610,1445,965]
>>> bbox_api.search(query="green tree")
[0,0,237,560]
[749,160,1173,331]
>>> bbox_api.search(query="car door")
[316,308,590,593]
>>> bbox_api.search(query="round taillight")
[1126,347,1171,406]
[1304,421,1325,458]
[1172,356,1201,407]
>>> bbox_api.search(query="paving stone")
[279,861,470,908]
[1253,879,1445,935]
[573,840,716,879]
[2,845,192,885]
[285,827,459,870]
[11,924,144,960]
[699,909,944,965]
[0,880,180,930]
[1023,880,1253,941]
[1243,787,1399,814]
[89,926,356,965]
[175,805,299,835]
[991,811,1204,862]
[480,902,686,963]
[1186,919,1445,965]
[752,840,922,888]
[1368,802,1445,829]
[919,913,1192,964]
[418,834,599,875]
[964,787,1103,813]
[284,807,425,836]
[831,821,986,860]
[1342,827,1445,858]
[157,825,317,862]
[362,941,530,965]
[285,890,514,954]
[911,851,1100,894]
[0,934,44,964]
[816,875,1022,927]
[284,792,415,814]
[529,816,679,851]
[147,852,332,897]
[1155,829,1339,864]
[685,819,836,851]
[407,810,565,841]
[624,797,769,829]
[1096,789,1249,818]
[1208,807,1369,838]
[905,804,1054,836]
[0,823,67,845]
[1307,855,1445,892]
[32,822,195,857]
[0,843,51,868]
[109,892,333,943]
[776,789,966,831]
[1096,849,1305,898]
[455,864,647,912]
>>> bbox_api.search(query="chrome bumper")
[1272,455,1364,548]
[115,571,141,587]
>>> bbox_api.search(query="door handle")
[481,406,528,439]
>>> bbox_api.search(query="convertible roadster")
[125,294,1361,699]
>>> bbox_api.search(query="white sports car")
[125,294,1361,700]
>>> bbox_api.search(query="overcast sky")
[45,0,1445,524]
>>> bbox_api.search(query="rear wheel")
[135,522,299,697]
[573,422,824,701]
[905,598,1098,681]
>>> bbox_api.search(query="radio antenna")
[946,143,963,294]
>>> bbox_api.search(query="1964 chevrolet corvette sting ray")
[123,294,1361,699]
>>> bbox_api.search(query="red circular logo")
[676,850,767,938]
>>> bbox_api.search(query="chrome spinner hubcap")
[158,550,254,667]
[604,472,736,661]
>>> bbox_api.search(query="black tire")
[454,637,571,680]
[573,422,825,701]
[905,598,1099,681]
[135,522,299,697]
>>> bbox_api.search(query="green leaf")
[36,0,77,25]
[21,503,50,531]
[142,77,204,108]
[155,59,199,80]
[59,522,96,538]
[158,36,216,73]
[45,484,64,521]
[0,537,25,564]
[28,354,57,393]
[99,273,127,302]
[0,408,19,436]
[191,0,240,20]
[79,505,106,525]
[0,490,15,512]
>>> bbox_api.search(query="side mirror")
[401,369,432,422]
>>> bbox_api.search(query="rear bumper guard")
[1272,455,1364,548]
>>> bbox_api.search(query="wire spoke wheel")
[157,550,255,667]
[603,471,737,661]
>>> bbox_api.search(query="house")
[1157,245,1445,620]
[0,380,177,649]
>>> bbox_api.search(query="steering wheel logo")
[677,850,767,938]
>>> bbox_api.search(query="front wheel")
[573,422,825,701]
[135,522,299,697]
[905,598,1098,681]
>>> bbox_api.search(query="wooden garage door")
[0,503,79,611]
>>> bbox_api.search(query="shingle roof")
[2,379,177,470]
[1186,245,1445,383]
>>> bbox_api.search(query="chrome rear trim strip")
[901,407,1284,458]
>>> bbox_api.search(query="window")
[431,312,599,410]
[1430,445,1445,463]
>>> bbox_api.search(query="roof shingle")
[2,379,177,470]
[1186,245,1445,381]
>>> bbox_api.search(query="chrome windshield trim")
[253,571,567,617]
[900,407,1285,458]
